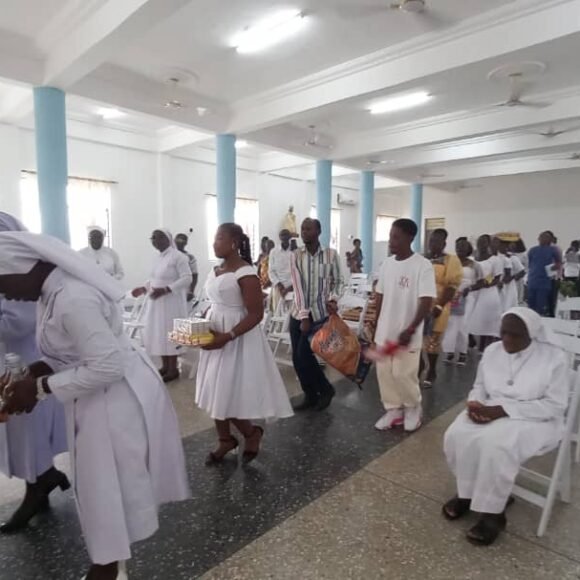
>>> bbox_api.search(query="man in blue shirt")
[527,231,561,316]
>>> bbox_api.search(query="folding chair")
[512,359,580,537]
[123,294,148,345]
[556,297,580,321]
[338,294,368,336]
[265,293,294,367]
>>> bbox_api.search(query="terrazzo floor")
[0,358,578,579]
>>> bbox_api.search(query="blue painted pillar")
[33,87,69,242]
[411,183,423,252]
[359,171,374,273]
[216,134,236,224]
[316,159,332,248]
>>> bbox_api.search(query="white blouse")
[468,341,569,422]
[79,247,124,280]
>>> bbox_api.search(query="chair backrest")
[543,317,580,337]
[339,295,367,310]
[557,297,580,320]
[554,334,580,370]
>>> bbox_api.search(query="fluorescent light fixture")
[369,91,432,115]
[232,9,307,54]
[97,107,126,119]
[235,140,249,149]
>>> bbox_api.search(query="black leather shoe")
[315,389,335,411]
[292,397,318,412]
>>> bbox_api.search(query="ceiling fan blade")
[333,3,390,18]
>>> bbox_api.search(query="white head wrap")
[87,225,106,235]
[0,231,125,302]
[502,307,561,347]
[0,212,26,233]
[157,228,175,248]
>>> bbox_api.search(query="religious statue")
[282,205,298,237]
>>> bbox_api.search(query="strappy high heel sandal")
[205,436,239,465]
[242,426,264,465]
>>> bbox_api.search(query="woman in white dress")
[0,231,190,580]
[442,239,479,366]
[443,307,568,546]
[132,229,191,382]
[467,235,504,352]
[0,212,68,533]
[196,224,293,465]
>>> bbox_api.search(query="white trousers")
[444,411,561,513]
[441,315,468,355]
[376,350,421,410]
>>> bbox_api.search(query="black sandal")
[442,497,471,521]
[467,513,507,546]
[242,426,264,465]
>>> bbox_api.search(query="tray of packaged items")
[169,318,214,347]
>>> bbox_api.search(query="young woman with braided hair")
[196,224,293,465]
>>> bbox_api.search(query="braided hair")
[220,223,253,265]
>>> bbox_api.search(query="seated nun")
[443,307,569,545]
[0,231,190,580]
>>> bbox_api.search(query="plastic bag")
[310,314,361,378]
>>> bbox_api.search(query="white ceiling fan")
[334,0,448,26]
[303,125,333,150]
[495,73,551,109]
[532,125,580,138]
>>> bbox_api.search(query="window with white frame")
[19,172,112,250]
[205,195,260,261]
[375,214,398,242]
[309,206,341,253]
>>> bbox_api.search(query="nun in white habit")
[132,229,191,382]
[0,212,68,533]
[443,307,568,546]
[0,231,190,580]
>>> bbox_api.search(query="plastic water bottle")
[4,353,25,381]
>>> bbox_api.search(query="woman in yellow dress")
[423,228,463,386]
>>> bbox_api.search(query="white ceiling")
[111,0,512,101]
[0,0,580,191]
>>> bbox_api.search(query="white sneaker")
[374,409,404,431]
[404,406,423,432]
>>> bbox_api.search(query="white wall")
[7,129,361,286]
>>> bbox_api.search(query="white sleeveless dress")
[196,265,294,421]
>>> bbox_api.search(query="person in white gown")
[467,235,504,351]
[79,226,124,280]
[196,223,293,465]
[268,229,294,313]
[0,212,68,533]
[0,231,190,580]
[443,307,568,546]
[496,236,525,312]
[132,229,191,382]
[442,239,479,366]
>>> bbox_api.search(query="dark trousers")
[528,286,552,316]
[289,317,334,401]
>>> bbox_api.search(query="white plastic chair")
[512,359,580,537]
[338,294,368,336]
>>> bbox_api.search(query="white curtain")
[19,173,112,250]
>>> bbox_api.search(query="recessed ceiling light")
[369,91,432,115]
[96,107,125,119]
[232,9,308,54]
[235,140,249,149]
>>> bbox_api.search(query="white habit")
[143,247,191,356]
[40,269,190,563]
[444,338,568,514]
[196,266,294,421]
[79,246,124,280]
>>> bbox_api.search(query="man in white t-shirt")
[372,218,436,432]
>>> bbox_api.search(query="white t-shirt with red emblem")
[375,253,437,351]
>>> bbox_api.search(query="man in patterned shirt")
[290,218,343,411]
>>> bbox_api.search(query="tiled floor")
[0,357,578,579]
